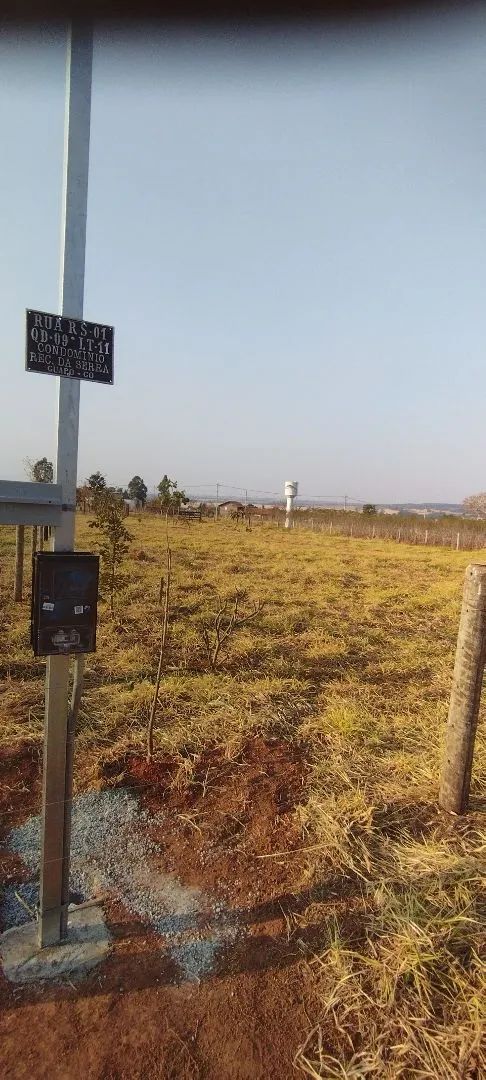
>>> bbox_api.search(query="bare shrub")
[202,594,264,671]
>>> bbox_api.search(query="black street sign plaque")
[26,309,114,385]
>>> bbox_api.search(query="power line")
[182,481,366,504]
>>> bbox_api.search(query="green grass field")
[1,517,484,1077]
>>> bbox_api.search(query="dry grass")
[0,515,485,1076]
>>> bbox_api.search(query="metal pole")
[60,654,85,924]
[439,564,486,814]
[14,525,25,601]
[39,21,92,948]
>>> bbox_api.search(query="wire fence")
[78,499,485,553]
[262,509,486,551]
[177,507,485,552]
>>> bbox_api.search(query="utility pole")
[215,481,219,519]
[344,494,348,512]
[39,22,93,948]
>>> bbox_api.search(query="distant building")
[217,500,245,517]
[381,508,400,516]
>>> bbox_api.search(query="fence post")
[32,525,38,557]
[439,564,486,814]
[425,529,428,545]
[14,525,25,602]
[456,532,460,551]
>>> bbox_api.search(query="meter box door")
[31,552,100,657]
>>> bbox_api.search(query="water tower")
[284,480,298,529]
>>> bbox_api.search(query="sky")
[1,10,485,505]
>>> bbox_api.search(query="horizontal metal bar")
[0,480,72,525]
[0,480,63,506]
[0,504,64,526]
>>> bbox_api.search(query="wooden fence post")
[439,563,486,814]
[32,525,38,556]
[14,525,25,602]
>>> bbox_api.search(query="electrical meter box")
[31,552,100,657]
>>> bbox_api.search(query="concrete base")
[0,904,111,984]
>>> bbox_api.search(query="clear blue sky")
[1,11,485,504]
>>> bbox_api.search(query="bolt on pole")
[439,563,486,815]
[38,21,92,948]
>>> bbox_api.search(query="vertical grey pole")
[39,21,92,948]
[14,526,25,601]
[439,564,486,814]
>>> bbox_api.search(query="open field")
[0,517,485,1078]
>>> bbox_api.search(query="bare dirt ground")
[0,737,346,1080]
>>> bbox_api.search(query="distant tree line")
[75,471,188,515]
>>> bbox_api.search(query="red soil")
[0,738,330,1080]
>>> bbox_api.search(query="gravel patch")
[1,881,42,929]
[2,788,238,981]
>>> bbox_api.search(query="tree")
[147,538,172,763]
[157,475,188,515]
[463,494,486,519]
[76,484,91,512]
[127,475,148,508]
[362,503,377,515]
[24,457,54,483]
[87,471,106,494]
[89,489,131,614]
